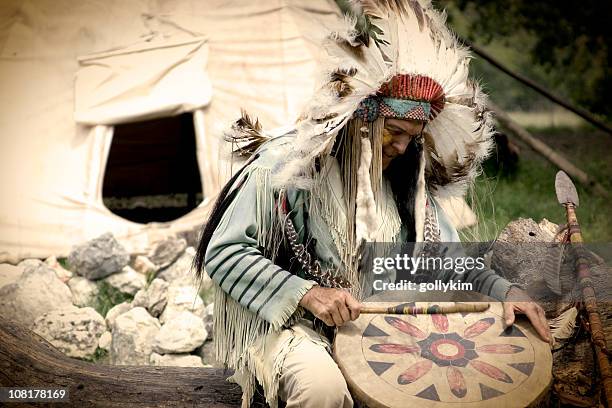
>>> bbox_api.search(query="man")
[194,1,551,407]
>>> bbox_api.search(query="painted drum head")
[334,294,552,408]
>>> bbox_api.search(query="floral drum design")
[334,301,552,407]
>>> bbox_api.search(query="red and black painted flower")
[417,332,477,368]
[366,307,530,402]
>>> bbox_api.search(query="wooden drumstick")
[360,303,490,315]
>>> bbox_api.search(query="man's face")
[382,118,425,170]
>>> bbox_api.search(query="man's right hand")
[299,285,362,327]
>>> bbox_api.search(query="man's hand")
[503,286,552,344]
[299,286,362,327]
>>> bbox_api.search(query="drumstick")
[360,303,490,315]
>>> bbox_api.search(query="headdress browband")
[354,74,445,122]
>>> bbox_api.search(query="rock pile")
[0,233,215,368]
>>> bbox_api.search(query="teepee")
[0,0,345,262]
[0,0,475,263]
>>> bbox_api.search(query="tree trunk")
[0,317,243,407]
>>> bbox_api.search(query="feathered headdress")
[225,0,493,252]
[272,0,494,198]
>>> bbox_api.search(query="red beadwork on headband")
[378,74,445,120]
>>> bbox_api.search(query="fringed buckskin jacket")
[203,135,514,407]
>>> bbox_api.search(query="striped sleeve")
[461,265,513,301]
[204,166,316,329]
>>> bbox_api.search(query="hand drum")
[333,292,552,407]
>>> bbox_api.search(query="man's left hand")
[502,286,552,345]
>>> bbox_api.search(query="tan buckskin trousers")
[277,321,354,408]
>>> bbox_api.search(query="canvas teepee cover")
[0,0,475,263]
[0,0,343,262]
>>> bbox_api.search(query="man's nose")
[392,139,410,155]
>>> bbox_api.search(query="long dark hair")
[192,154,258,281]
[384,137,423,242]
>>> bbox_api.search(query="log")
[492,218,612,321]
[489,101,610,199]
[0,317,243,407]
[464,39,612,136]
[492,218,612,404]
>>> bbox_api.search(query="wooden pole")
[563,204,612,406]
[489,101,609,199]
[464,39,612,136]
[0,317,243,407]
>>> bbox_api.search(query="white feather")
[549,307,578,347]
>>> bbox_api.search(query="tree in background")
[437,0,611,120]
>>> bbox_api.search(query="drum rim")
[334,296,553,408]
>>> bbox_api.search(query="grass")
[92,281,134,317]
[199,283,215,305]
[463,126,611,242]
[145,269,157,285]
[80,347,109,364]
[57,257,70,270]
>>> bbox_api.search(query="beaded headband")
[354,74,445,122]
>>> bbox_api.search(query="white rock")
[44,256,73,283]
[132,289,148,309]
[0,263,23,288]
[98,331,112,350]
[133,255,159,276]
[150,352,204,367]
[68,276,99,307]
[18,259,44,270]
[110,307,160,365]
[128,280,168,318]
[31,306,106,359]
[159,283,204,324]
[103,266,146,296]
[145,278,169,317]
[105,301,133,329]
[0,262,72,328]
[153,311,207,353]
[157,247,195,284]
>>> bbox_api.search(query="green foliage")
[92,281,134,318]
[80,347,109,364]
[464,128,611,242]
[437,0,611,119]
[145,269,157,285]
[57,257,70,270]
[198,284,215,306]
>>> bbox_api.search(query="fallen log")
[489,101,610,199]
[0,317,243,407]
[465,39,612,136]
